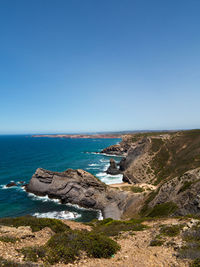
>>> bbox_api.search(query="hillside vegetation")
[122,130,200,185]
[149,130,200,185]
[105,130,200,220]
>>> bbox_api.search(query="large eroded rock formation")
[26,168,136,220]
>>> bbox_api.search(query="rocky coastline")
[2,130,200,266]
[26,130,200,220]
[25,168,137,220]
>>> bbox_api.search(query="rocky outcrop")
[6,182,17,188]
[26,168,135,220]
[148,167,200,216]
[101,135,133,155]
[101,135,153,184]
[106,158,121,175]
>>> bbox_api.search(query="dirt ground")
[0,218,191,267]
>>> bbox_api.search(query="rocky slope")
[26,168,139,220]
[103,130,200,185]
[0,216,195,267]
[102,130,200,218]
[146,167,200,216]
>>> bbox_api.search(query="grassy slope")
[130,129,200,185]
[126,130,200,217]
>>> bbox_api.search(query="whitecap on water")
[33,210,81,220]
[88,163,99,167]
[85,167,99,170]
[103,163,110,171]
[100,159,110,163]
[0,184,17,189]
[96,172,123,185]
[28,193,60,203]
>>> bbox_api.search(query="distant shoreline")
[32,134,122,139]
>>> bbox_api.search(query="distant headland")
[32,134,121,139]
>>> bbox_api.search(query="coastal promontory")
[25,168,137,220]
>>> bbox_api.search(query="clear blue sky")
[0,0,200,134]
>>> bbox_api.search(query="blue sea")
[0,135,122,222]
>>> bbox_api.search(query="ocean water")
[0,135,123,222]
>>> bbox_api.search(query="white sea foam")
[16,186,26,192]
[28,193,60,203]
[0,184,17,189]
[85,167,99,170]
[103,163,110,171]
[88,163,99,167]
[89,152,122,157]
[100,159,109,163]
[65,202,91,211]
[98,210,103,220]
[33,210,81,220]
[96,172,123,185]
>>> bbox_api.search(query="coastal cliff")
[102,130,200,217]
[26,168,139,220]
[104,130,200,185]
[26,130,200,220]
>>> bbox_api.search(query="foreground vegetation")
[0,216,121,265]
[178,222,200,266]
[20,230,120,264]
[0,216,70,233]
[2,215,200,266]
[88,217,148,236]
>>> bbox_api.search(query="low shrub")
[139,188,161,216]
[178,181,193,194]
[0,235,20,243]
[179,245,200,260]
[182,225,200,242]
[190,259,200,267]
[0,256,36,267]
[0,216,70,233]
[179,225,200,262]
[20,246,46,262]
[91,218,148,236]
[149,239,164,246]
[160,224,184,237]
[21,230,120,264]
[146,202,178,217]
[131,186,145,193]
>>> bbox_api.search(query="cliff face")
[26,168,137,220]
[146,167,200,216]
[103,130,200,186]
[101,135,133,155]
[101,130,200,218]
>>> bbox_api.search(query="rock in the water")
[106,158,121,175]
[26,168,133,220]
[6,182,17,188]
